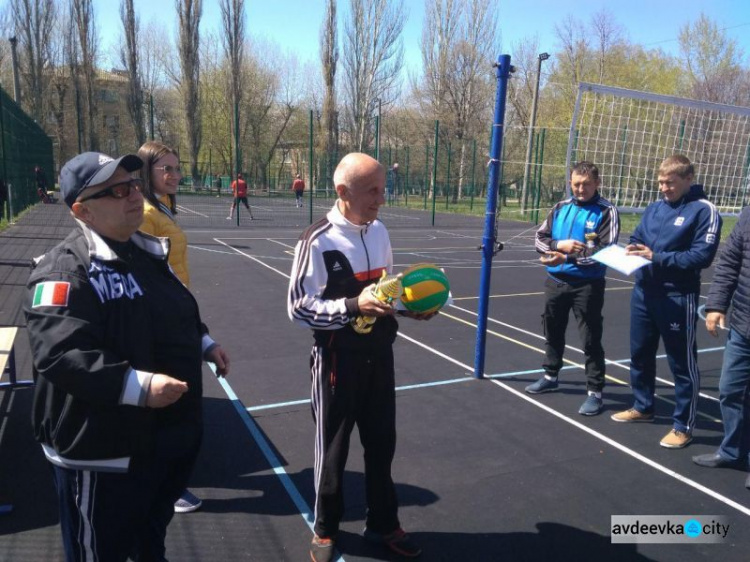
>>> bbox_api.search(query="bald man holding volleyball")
[288,153,431,562]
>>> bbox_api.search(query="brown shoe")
[660,429,692,449]
[310,534,335,562]
[611,408,654,423]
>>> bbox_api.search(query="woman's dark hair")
[137,140,178,214]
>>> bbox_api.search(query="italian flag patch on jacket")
[32,281,71,308]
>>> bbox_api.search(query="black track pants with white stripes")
[310,345,400,538]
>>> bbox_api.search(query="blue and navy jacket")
[631,184,722,295]
[536,192,620,281]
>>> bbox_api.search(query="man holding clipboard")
[611,155,722,449]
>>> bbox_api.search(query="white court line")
[214,238,291,278]
[188,245,239,256]
[219,247,749,521]
[391,334,750,518]
[176,205,209,217]
[449,303,724,405]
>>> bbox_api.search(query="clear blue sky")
[96,0,750,71]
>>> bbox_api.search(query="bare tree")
[679,13,747,105]
[11,0,55,121]
[342,0,405,151]
[220,0,246,177]
[46,6,75,165]
[414,0,460,119]
[320,0,338,185]
[176,0,202,184]
[591,9,623,84]
[72,0,98,151]
[242,42,300,188]
[120,0,145,147]
[415,0,498,200]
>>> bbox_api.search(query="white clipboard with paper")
[591,244,650,276]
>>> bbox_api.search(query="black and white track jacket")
[287,202,398,351]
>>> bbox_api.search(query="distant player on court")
[292,173,305,208]
[227,173,253,220]
[526,161,620,416]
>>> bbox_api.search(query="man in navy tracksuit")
[527,161,620,416]
[612,155,722,449]
[288,153,427,562]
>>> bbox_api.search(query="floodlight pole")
[9,38,21,103]
[474,54,514,379]
[521,52,549,215]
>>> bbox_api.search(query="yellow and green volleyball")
[399,263,450,314]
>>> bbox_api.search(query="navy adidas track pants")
[629,285,700,433]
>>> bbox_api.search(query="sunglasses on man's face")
[79,178,144,202]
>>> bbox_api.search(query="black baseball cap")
[60,152,143,207]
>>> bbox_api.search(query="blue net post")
[474,54,513,379]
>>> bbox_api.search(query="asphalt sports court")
[0,200,748,561]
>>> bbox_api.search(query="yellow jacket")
[140,196,190,287]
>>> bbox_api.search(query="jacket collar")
[76,218,169,262]
[327,200,374,232]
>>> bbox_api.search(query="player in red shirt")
[227,173,253,219]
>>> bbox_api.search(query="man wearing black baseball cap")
[26,152,230,560]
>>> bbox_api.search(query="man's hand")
[539,251,566,266]
[555,239,585,254]
[706,311,726,337]
[626,243,653,260]
[357,283,396,317]
[207,345,230,377]
[146,374,188,408]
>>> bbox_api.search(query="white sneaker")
[226,216,232,220]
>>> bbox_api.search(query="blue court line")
[244,345,726,414]
[607,346,725,365]
[207,363,334,556]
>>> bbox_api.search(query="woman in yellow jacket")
[137,140,200,513]
[138,141,190,287]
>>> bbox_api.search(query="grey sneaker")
[578,394,603,416]
[525,376,558,394]
[174,490,202,513]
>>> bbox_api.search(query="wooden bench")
[0,327,33,389]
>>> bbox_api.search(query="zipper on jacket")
[360,229,372,279]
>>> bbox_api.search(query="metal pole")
[375,99,381,161]
[234,99,241,225]
[149,93,155,141]
[470,138,477,211]
[445,142,451,210]
[474,54,514,379]
[405,145,410,206]
[521,52,549,216]
[9,38,21,103]
[431,121,439,226]
[309,109,314,224]
[0,88,7,222]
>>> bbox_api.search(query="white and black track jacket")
[288,202,398,351]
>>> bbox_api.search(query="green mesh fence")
[0,86,55,222]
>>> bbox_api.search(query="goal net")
[566,83,750,214]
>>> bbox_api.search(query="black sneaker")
[364,527,422,558]
[310,534,335,562]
